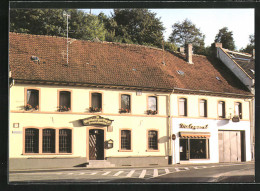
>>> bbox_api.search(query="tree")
[168,19,206,55]
[240,34,254,54]
[112,9,165,47]
[214,27,235,50]
[10,9,107,41]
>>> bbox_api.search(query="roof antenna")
[162,37,165,65]
[63,10,71,66]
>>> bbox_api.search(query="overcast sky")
[82,8,254,50]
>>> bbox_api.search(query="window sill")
[22,153,72,155]
[146,149,160,152]
[118,149,133,152]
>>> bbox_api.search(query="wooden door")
[89,129,104,160]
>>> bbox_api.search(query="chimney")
[215,42,222,48]
[179,47,185,54]
[186,44,193,64]
[252,49,255,59]
[215,43,222,58]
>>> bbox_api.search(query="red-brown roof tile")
[9,32,251,95]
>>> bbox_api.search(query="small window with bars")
[148,130,158,150]
[42,129,55,153]
[59,129,72,153]
[121,130,131,150]
[25,128,39,153]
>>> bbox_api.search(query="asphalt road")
[9,162,254,183]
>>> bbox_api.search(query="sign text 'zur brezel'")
[180,123,208,129]
[82,115,113,126]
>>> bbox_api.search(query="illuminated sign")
[82,115,113,126]
[179,123,208,129]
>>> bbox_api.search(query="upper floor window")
[42,129,55,153]
[218,101,225,118]
[25,128,39,153]
[59,91,71,112]
[179,98,187,116]
[121,130,131,150]
[199,99,207,117]
[90,93,102,112]
[235,102,242,119]
[120,94,131,113]
[147,96,158,115]
[148,130,158,150]
[25,89,39,111]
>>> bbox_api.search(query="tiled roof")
[224,50,255,79]
[9,32,251,95]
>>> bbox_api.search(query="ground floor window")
[180,138,209,160]
[121,130,131,150]
[24,128,72,154]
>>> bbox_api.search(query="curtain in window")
[27,89,39,108]
[121,94,130,110]
[200,100,207,117]
[92,93,102,109]
[148,96,157,111]
[179,98,187,116]
[218,101,225,117]
[60,91,71,108]
[235,102,242,118]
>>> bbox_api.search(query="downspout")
[168,88,174,164]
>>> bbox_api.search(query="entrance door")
[89,129,104,160]
[180,139,189,160]
[218,130,244,162]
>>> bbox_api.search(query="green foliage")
[240,34,254,54]
[10,9,107,41]
[164,41,178,52]
[112,9,165,47]
[168,19,206,55]
[214,27,235,50]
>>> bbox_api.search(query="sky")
[82,8,254,50]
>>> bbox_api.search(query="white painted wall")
[172,118,251,164]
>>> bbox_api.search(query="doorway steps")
[86,160,115,168]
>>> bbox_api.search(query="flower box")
[147,110,157,115]
[89,107,102,112]
[119,108,130,113]
[58,105,71,112]
[25,104,38,111]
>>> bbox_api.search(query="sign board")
[180,123,208,129]
[82,115,113,126]
[12,131,22,134]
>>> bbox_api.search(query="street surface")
[9,162,254,183]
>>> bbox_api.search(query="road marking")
[202,166,207,168]
[113,171,124,176]
[184,167,190,170]
[139,170,146,178]
[102,171,111,176]
[56,173,63,175]
[79,172,85,175]
[165,168,170,174]
[211,166,215,167]
[126,170,135,177]
[153,169,158,177]
[67,173,73,175]
[175,168,181,172]
[90,172,97,175]
[194,167,199,169]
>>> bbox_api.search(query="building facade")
[9,33,253,170]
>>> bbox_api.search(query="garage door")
[218,131,244,163]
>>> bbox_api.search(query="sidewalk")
[9,161,254,173]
